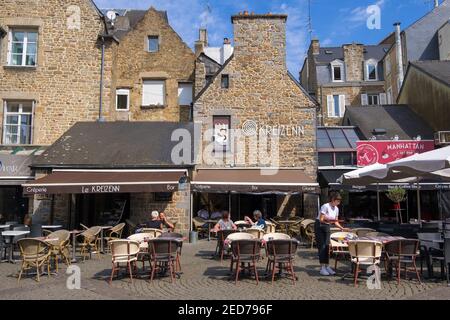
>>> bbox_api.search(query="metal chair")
[230,239,262,285]
[265,239,299,285]
[417,232,445,279]
[385,239,421,285]
[148,239,179,283]
[215,229,237,262]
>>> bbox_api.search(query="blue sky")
[93,0,441,75]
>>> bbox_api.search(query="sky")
[93,0,442,75]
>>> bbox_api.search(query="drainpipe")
[435,0,439,8]
[98,36,106,122]
[394,22,404,88]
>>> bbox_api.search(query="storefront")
[22,122,195,235]
[191,168,320,221]
[0,148,43,223]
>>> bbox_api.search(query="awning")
[0,149,43,185]
[191,168,319,194]
[22,169,187,195]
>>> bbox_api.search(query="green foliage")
[386,187,407,203]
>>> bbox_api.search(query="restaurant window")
[213,115,230,152]
[154,192,173,202]
[221,74,229,88]
[8,29,38,66]
[318,153,334,167]
[147,36,159,52]
[177,83,193,106]
[142,80,165,106]
[116,89,130,111]
[2,101,34,145]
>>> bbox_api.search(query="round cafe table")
[69,230,82,263]
[99,226,112,253]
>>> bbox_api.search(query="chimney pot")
[243,10,249,16]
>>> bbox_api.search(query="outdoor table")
[99,226,112,253]
[69,230,82,263]
[204,220,218,241]
[0,224,11,229]
[1,230,30,263]
[42,225,63,230]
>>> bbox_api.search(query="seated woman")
[244,210,266,230]
[212,211,237,232]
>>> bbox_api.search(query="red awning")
[22,170,186,195]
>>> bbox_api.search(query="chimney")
[343,43,364,81]
[394,22,404,87]
[194,28,208,56]
[435,0,440,8]
[221,38,233,63]
[231,13,288,69]
[311,38,320,55]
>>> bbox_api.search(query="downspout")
[98,36,106,122]
[394,23,404,89]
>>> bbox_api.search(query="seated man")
[244,210,266,230]
[212,211,237,232]
[137,211,174,232]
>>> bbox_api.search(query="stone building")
[192,12,319,220]
[300,40,390,126]
[380,0,450,102]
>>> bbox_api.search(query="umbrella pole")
[417,179,422,227]
[377,184,381,222]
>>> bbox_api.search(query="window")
[142,80,165,106]
[318,152,356,167]
[365,59,378,81]
[116,89,130,111]
[327,94,345,118]
[3,101,33,145]
[335,153,354,166]
[148,36,159,52]
[368,94,379,105]
[318,153,334,167]
[178,83,193,106]
[330,60,344,82]
[221,74,229,88]
[8,29,38,66]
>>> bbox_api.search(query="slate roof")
[410,60,450,87]
[32,122,197,168]
[343,106,434,141]
[315,45,391,64]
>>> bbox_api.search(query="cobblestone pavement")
[0,240,448,300]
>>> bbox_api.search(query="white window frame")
[365,59,379,81]
[142,79,166,106]
[177,82,193,106]
[115,88,130,111]
[2,100,34,145]
[7,28,38,67]
[327,94,345,118]
[367,94,379,106]
[330,60,344,82]
[147,35,159,53]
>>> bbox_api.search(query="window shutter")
[142,80,165,106]
[361,94,368,106]
[178,83,193,106]
[379,93,387,105]
[6,30,12,65]
[339,95,346,117]
[326,95,334,117]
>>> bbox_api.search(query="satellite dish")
[106,10,117,21]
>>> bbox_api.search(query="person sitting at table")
[212,211,237,232]
[197,205,210,220]
[315,191,348,277]
[210,206,223,220]
[142,211,174,231]
[244,210,266,230]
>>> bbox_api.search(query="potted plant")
[386,187,406,223]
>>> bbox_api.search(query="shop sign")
[356,140,435,167]
[242,120,305,137]
[81,185,121,193]
[0,155,32,177]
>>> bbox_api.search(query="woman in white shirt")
[315,191,347,276]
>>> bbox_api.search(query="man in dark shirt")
[145,211,174,230]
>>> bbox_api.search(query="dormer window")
[330,60,344,82]
[365,59,378,81]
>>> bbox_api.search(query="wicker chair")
[265,239,299,285]
[304,222,316,249]
[77,226,102,261]
[230,239,262,285]
[148,239,179,283]
[265,221,276,234]
[365,232,390,237]
[192,217,208,238]
[384,239,421,285]
[262,233,291,241]
[141,228,163,238]
[109,240,140,284]
[353,228,377,237]
[160,233,184,271]
[127,233,155,269]
[348,240,383,287]
[244,228,265,239]
[47,230,71,272]
[17,238,51,282]
[330,232,356,270]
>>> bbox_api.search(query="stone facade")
[0,0,111,144]
[194,13,318,179]
[343,44,364,82]
[109,8,196,123]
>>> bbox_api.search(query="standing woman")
[315,191,346,276]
